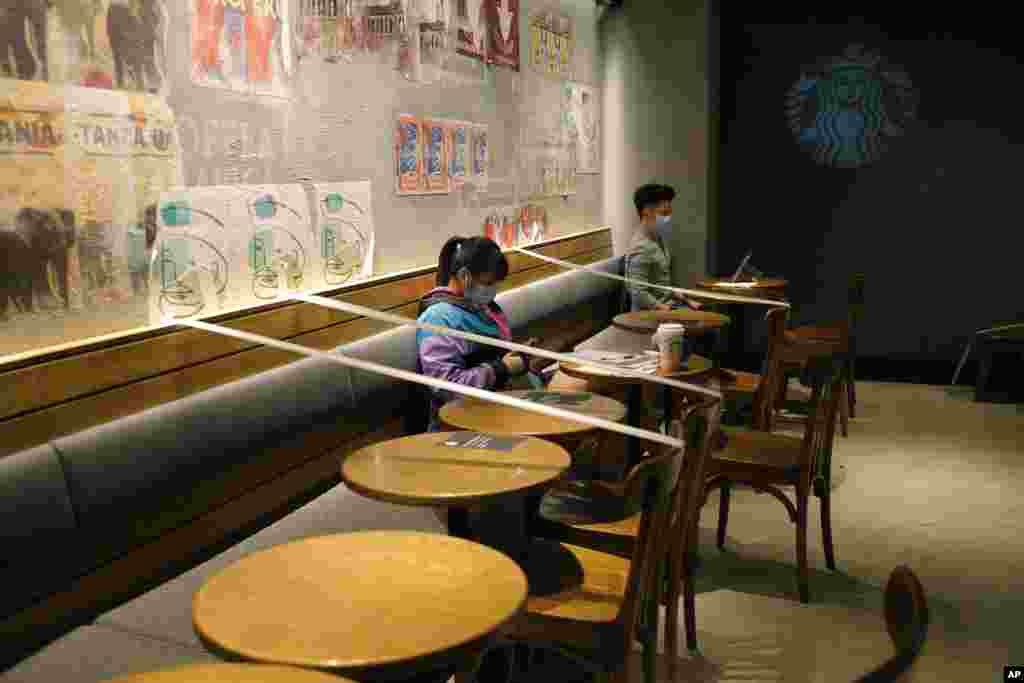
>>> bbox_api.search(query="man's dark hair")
[633,184,662,217]
[657,184,676,202]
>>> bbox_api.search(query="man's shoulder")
[627,233,661,256]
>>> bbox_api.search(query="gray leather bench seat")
[0,445,83,618]
[1,256,623,678]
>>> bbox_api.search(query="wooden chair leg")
[642,584,658,683]
[665,551,680,683]
[683,551,698,655]
[716,482,731,550]
[796,490,810,603]
[838,382,849,438]
[820,490,836,571]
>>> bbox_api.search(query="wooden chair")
[530,397,720,683]
[782,273,864,435]
[496,400,715,683]
[856,566,929,682]
[716,307,790,432]
[706,354,844,603]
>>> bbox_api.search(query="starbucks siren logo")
[786,45,918,168]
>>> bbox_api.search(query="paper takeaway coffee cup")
[653,323,687,373]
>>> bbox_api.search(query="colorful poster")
[239,184,314,304]
[529,11,572,78]
[486,0,519,70]
[448,121,470,190]
[191,0,293,98]
[470,123,489,190]
[150,187,237,322]
[0,80,179,340]
[455,0,488,61]
[149,184,314,322]
[423,119,450,193]
[314,181,375,287]
[565,82,600,174]
[0,0,170,94]
[395,113,423,195]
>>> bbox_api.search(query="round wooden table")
[105,664,353,683]
[438,390,626,450]
[193,532,528,682]
[342,432,571,592]
[558,354,714,470]
[612,309,731,336]
[342,432,571,508]
[696,278,789,370]
[696,277,788,299]
[559,353,714,386]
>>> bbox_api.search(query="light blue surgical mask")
[656,214,673,227]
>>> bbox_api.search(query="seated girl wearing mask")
[416,236,534,433]
[417,236,544,545]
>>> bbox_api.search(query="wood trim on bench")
[0,230,612,457]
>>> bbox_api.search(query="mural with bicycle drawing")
[150,181,374,322]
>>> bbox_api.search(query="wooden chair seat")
[523,542,631,624]
[719,369,760,394]
[787,326,843,343]
[713,427,802,475]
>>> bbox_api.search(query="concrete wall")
[600,0,708,285]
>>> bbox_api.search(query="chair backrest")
[665,397,721,585]
[797,354,844,499]
[614,398,719,653]
[750,306,790,431]
[856,566,929,682]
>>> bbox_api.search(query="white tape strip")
[169,318,688,449]
[293,293,722,399]
[512,247,792,308]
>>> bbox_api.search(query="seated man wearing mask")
[626,183,702,311]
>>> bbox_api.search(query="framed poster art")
[487,0,520,70]
[470,124,489,191]
[190,0,294,98]
[448,121,470,191]
[395,113,424,195]
[423,118,451,193]
[455,0,488,61]
[566,82,600,174]
[314,181,375,288]
[529,11,572,78]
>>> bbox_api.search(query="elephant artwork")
[13,207,78,312]
[51,0,105,70]
[107,0,168,93]
[0,230,35,320]
[0,2,49,80]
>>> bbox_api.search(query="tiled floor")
[622,381,1021,681]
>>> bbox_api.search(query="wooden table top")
[559,353,714,385]
[697,278,788,294]
[439,391,627,438]
[105,664,353,683]
[193,532,527,676]
[612,309,731,334]
[341,432,571,506]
